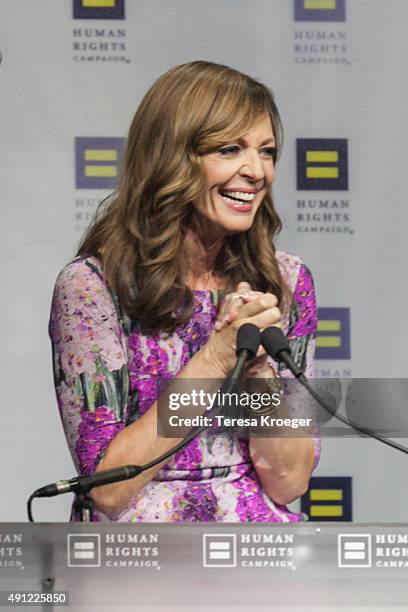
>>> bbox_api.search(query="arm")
[248,263,319,505]
[249,403,316,505]
[50,262,285,518]
[50,259,222,519]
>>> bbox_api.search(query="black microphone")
[213,323,261,427]
[33,465,141,498]
[231,322,261,381]
[237,322,261,358]
[261,326,304,379]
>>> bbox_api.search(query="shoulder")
[275,250,314,293]
[50,255,121,330]
[53,255,104,296]
[52,255,110,312]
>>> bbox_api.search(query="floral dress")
[49,251,319,522]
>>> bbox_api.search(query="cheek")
[266,164,275,185]
[205,161,238,188]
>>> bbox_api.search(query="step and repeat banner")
[1,0,407,521]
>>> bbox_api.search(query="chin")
[218,218,255,235]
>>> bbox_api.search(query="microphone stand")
[73,493,94,523]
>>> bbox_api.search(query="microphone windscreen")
[261,326,290,360]
[236,323,261,359]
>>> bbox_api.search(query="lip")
[221,188,258,194]
[218,191,253,213]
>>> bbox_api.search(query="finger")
[218,293,234,320]
[219,290,249,322]
[214,308,240,331]
[234,293,279,319]
[239,292,262,303]
[236,306,282,330]
[217,287,266,329]
[215,294,240,330]
[217,295,238,325]
[236,282,252,292]
[220,292,274,328]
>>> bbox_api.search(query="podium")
[0,522,407,610]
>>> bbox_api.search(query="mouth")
[217,189,258,212]
[219,189,257,204]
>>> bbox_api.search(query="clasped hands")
[204,282,281,378]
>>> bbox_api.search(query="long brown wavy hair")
[77,60,289,334]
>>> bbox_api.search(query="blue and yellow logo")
[302,476,352,521]
[73,0,125,20]
[316,307,350,360]
[294,0,345,22]
[75,137,125,189]
[297,139,348,191]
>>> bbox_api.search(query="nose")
[239,150,265,183]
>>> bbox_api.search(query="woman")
[49,61,319,522]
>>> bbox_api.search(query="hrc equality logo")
[75,137,125,189]
[73,0,125,20]
[297,139,348,191]
[316,307,350,360]
[294,0,346,22]
[301,476,352,521]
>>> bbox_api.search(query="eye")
[261,147,278,163]
[218,145,241,156]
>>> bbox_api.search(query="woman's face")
[194,113,276,239]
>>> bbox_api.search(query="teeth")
[221,191,256,202]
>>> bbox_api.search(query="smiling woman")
[76,60,287,331]
[49,61,319,523]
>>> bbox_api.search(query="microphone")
[230,322,261,382]
[236,323,261,359]
[33,465,141,498]
[210,323,260,428]
[261,326,304,379]
[237,322,261,358]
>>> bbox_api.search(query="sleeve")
[285,263,317,379]
[274,262,321,470]
[48,258,132,476]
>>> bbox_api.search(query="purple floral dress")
[49,251,319,522]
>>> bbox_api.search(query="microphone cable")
[28,323,261,521]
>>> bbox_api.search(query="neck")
[183,223,225,291]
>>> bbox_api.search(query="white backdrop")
[1,0,408,521]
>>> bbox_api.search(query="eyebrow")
[237,137,276,147]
